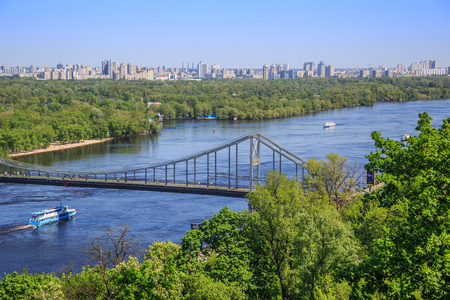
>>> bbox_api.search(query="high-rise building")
[430,60,437,69]
[397,64,406,73]
[57,63,64,69]
[360,70,369,78]
[211,64,220,73]
[270,64,277,75]
[198,61,207,78]
[317,61,326,77]
[127,63,135,75]
[263,64,269,80]
[303,62,315,72]
[102,60,108,75]
[325,65,334,77]
[110,61,117,77]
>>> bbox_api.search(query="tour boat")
[323,121,336,128]
[28,205,76,226]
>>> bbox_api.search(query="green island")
[0,76,449,157]
[1,113,449,299]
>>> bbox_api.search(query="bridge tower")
[250,136,260,190]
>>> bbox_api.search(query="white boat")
[28,205,76,227]
[401,134,411,142]
[323,122,336,128]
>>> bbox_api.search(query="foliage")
[82,224,142,299]
[179,207,254,294]
[247,171,360,300]
[293,210,359,299]
[61,267,107,299]
[1,76,449,156]
[348,113,450,299]
[304,153,363,213]
[0,269,63,300]
[183,271,246,300]
[247,171,307,299]
[111,241,182,299]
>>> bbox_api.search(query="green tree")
[179,207,254,294]
[0,269,63,300]
[82,224,142,299]
[304,153,363,213]
[61,267,107,300]
[248,171,360,300]
[349,113,450,299]
[183,272,245,300]
[247,171,307,299]
[111,242,182,299]
[294,210,359,300]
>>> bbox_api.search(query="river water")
[1,99,449,275]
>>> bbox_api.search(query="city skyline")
[1,0,449,68]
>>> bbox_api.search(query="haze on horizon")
[0,0,449,69]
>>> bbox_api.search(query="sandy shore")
[10,138,115,158]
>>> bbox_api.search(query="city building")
[360,70,369,78]
[317,61,326,77]
[198,61,207,78]
[263,64,269,80]
[303,62,315,77]
[325,65,334,77]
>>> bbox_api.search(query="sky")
[0,0,449,69]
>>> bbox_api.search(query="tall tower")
[303,62,315,76]
[198,61,207,78]
[325,65,334,77]
[317,61,325,77]
[263,64,269,80]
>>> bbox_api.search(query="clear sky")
[1,0,449,69]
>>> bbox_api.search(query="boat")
[28,205,76,226]
[401,134,411,142]
[197,114,218,120]
[323,122,336,128]
[155,113,163,122]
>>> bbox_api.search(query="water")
[1,99,449,275]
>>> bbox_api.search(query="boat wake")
[0,224,36,234]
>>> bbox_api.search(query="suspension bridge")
[0,133,308,198]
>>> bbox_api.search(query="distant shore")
[10,138,115,158]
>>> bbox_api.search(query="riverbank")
[10,138,115,158]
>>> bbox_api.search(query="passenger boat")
[28,205,76,226]
[323,122,336,128]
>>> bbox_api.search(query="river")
[1,99,449,275]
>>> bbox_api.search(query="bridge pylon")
[250,136,261,190]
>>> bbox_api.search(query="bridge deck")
[0,175,250,198]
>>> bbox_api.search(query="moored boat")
[323,121,336,128]
[28,205,76,226]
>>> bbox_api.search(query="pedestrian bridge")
[0,133,307,198]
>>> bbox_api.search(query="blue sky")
[0,0,449,69]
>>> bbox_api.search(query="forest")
[1,113,449,299]
[0,76,449,157]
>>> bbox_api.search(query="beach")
[10,138,115,158]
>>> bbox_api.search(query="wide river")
[1,99,449,275]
